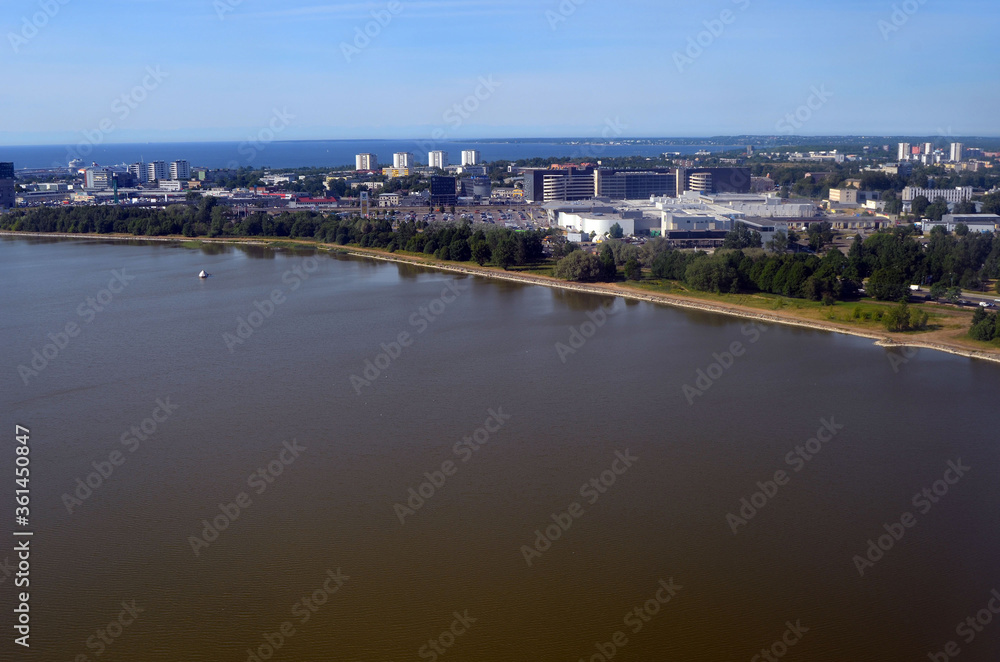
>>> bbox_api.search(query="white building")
[461,150,481,166]
[950,143,964,162]
[428,151,449,169]
[170,160,190,181]
[147,161,167,182]
[393,152,414,169]
[922,215,1000,234]
[898,142,911,161]
[355,153,377,171]
[902,186,973,206]
[127,162,148,184]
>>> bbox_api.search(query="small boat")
[199,270,210,279]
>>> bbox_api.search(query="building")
[0,162,14,209]
[898,142,911,161]
[922,215,1000,234]
[170,160,190,181]
[393,152,414,169]
[950,143,964,162]
[356,153,377,171]
[84,167,114,190]
[461,150,481,166]
[430,176,457,207]
[459,175,491,201]
[382,167,411,178]
[128,162,149,184]
[147,161,167,182]
[828,188,859,205]
[902,186,973,208]
[923,142,935,156]
[428,151,449,169]
[522,167,595,203]
[595,169,676,200]
[676,167,752,196]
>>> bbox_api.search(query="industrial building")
[922,215,1000,234]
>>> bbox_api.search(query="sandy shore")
[5,230,999,365]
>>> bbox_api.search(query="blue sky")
[2,0,997,145]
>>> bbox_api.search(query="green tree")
[911,195,931,217]
[766,230,789,253]
[925,197,949,222]
[624,256,641,281]
[723,223,762,250]
[553,251,603,281]
[599,243,617,281]
[608,222,624,239]
[469,239,491,266]
[867,268,908,301]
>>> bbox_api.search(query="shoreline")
[4,230,1000,365]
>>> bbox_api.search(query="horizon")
[3,0,997,146]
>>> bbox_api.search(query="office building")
[461,150,481,166]
[428,151,449,169]
[898,143,911,161]
[595,169,676,200]
[393,152,415,169]
[902,186,973,212]
[356,153,378,171]
[0,162,15,209]
[84,167,114,190]
[147,161,167,182]
[430,176,457,207]
[676,167,752,196]
[950,143,964,162]
[170,160,191,181]
[128,162,149,184]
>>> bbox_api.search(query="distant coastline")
[4,230,999,366]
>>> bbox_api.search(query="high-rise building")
[428,150,449,169]
[393,152,415,169]
[128,162,149,184]
[0,162,15,209]
[950,143,964,162]
[898,143,911,161]
[356,153,377,171]
[170,160,191,181]
[84,167,114,190]
[461,150,481,166]
[147,161,167,182]
[923,142,934,156]
[430,176,458,207]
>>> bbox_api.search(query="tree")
[766,230,789,253]
[553,251,603,282]
[599,243,617,281]
[867,268,908,301]
[608,222,624,239]
[722,223,762,250]
[807,222,833,252]
[624,256,641,281]
[955,200,977,214]
[911,195,931,218]
[469,239,491,266]
[925,197,949,222]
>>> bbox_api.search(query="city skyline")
[3,0,998,146]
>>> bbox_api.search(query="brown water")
[2,236,999,661]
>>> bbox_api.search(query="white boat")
[199,270,209,279]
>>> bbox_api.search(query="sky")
[1,0,998,145]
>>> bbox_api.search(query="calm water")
[2,236,999,661]
[2,140,744,171]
